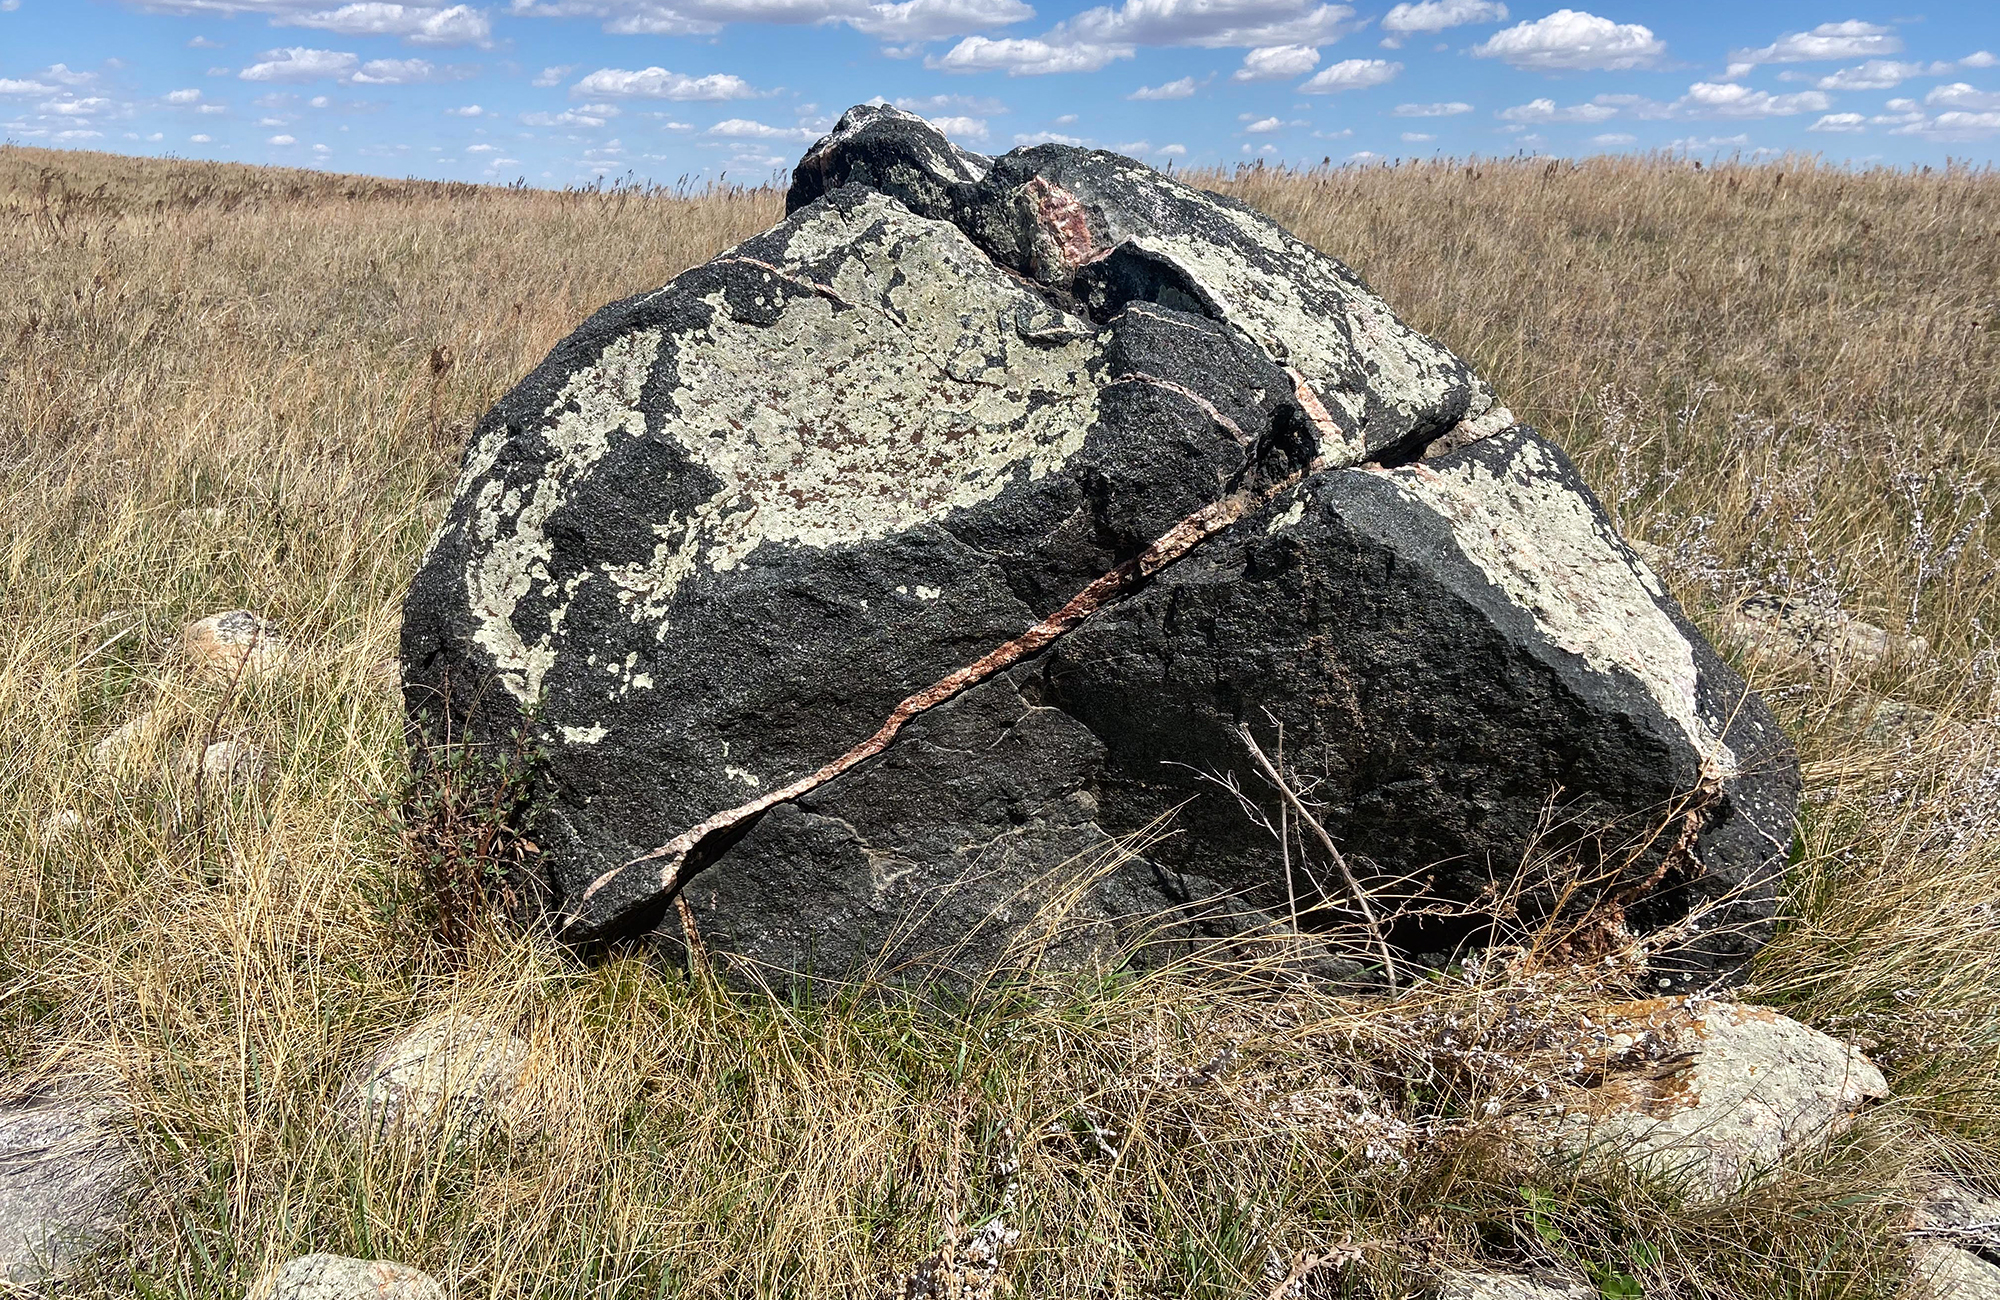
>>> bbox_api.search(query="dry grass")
[2,141,1997,1298]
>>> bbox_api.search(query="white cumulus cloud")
[571,67,764,100]
[1730,20,1901,67]
[1056,0,1360,50]
[1129,75,1199,99]
[1930,82,2000,112]
[847,0,1032,39]
[521,103,620,127]
[926,114,989,141]
[1393,100,1471,116]
[1234,44,1319,81]
[1808,112,1867,132]
[240,47,360,81]
[1675,82,1830,119]
[930,36,1133,74]
[1298,57,1399,92]
[1473,9,1665,72]
[166,88,205,104]
[1380,0,1504,46]
[1498,97,1617,123]
[1815,60,1925,91]
[350,57,472,83]
[289,3,492,45]
[706,117,818,141]
[509,0,1027,40]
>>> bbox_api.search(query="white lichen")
[1371,439,1738,777]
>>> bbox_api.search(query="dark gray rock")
[401,105,1798,988]
[0,1092,141,1287]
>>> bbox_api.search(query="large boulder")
[401,105,1798,986]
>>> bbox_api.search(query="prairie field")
[3,142,2000,1298]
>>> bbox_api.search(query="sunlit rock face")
[402,104,1798,987]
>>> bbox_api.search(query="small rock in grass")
[1909,1177,2000,1300]
[245,1254,445,1300]
[338,1013,539,1143]
[183,609,289,684]
[1435,1271,1595,1300]
[196,738,274,790]
[1724,594,1924,668]
[1521,998,1887,1202]
[0,1092,142,1287]
[1843,694,1964,750]
[91,710,159,769]
[42,809,84,839]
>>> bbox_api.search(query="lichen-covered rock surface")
[246,1254,446,1300]
[402,104,1799,986]
[0,1090,142,1287]
[1520,998,1887,1201]
[338,1013,540,1143]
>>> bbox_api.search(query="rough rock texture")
[184,609,289,684]
[1910,1178,2000,1300]
[1434,1271,1595,1300]
[91,709,161,770]
[0,1092,141,1287]
[402,104,1799,986]
[1723,594,1925,668]
[1525,998,1887,1201]
[195,738,274,790]
[246,1254,445,1300]
[338,1014,538,1142]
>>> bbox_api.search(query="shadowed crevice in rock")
[402,104,1799,988]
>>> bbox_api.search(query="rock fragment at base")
[247,1254,445,1300]
[0,1091,141,1287]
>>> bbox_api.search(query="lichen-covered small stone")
[246,1254,445,1300]
[0,1093,141,1287]
[1435,1271,1595,1300]
[338,1013,538,1143]
[184,609,289,683]
[198,738,273,789]
[1523,999,1887,1201]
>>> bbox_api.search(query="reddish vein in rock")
[572,463,1318,930]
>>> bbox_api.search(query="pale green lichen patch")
[599,193,1101,629]
[465,328,661,704]
[460,192,1103,710]
[1371,440,1737,779]
[1117,188,1471,459]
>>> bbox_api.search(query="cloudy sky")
[2,2,1996,183]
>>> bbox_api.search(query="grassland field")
[2,142,1999,1298]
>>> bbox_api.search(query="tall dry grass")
[2,142,1997,1298]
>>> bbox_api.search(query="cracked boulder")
[401,105,1799,987]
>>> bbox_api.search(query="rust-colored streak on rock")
[1287,367,1349,468]
[576,473,1298,918]
[1023,176,1099,272]
[711,256,856,309]
[1106,372,1251,445]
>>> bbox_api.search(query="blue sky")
[3,2,1997,183]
